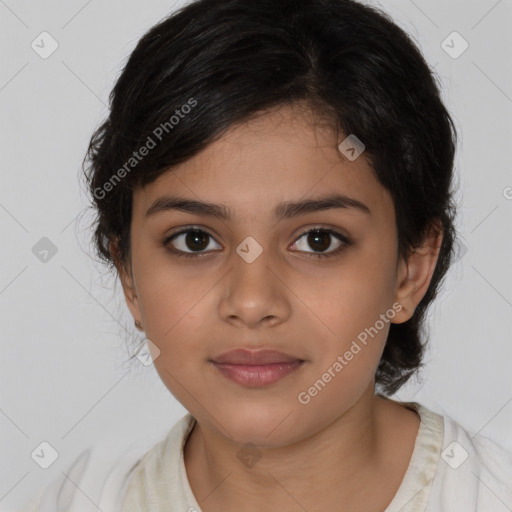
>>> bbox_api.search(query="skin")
[113,103,443,511]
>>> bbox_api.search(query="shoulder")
[18,415,195,511]
[466,424,512,507]
[426,405,512,511]
[16,437,154,512]
[122,413,198,508]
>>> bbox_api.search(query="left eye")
[291,228,350,258]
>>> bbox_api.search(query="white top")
[18,401,512,511]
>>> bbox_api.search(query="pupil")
[308,230,330,252]
[186,230,209,251]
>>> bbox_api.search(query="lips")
[211,348,303,365]
[209,348,305,387]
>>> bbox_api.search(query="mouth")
[209,348,305,388]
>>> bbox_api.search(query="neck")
[183,388,419,512]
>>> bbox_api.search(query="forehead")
[133,105,394,225]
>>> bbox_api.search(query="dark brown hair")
[82,0,459,394]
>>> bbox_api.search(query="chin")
[215,404,308,449]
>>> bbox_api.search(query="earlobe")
[109,238,143,324]
[392,223,443,324]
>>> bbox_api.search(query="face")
[118,104,435,447]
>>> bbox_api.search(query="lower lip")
[211,361,304,387]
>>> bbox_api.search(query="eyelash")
[162,226,351,260]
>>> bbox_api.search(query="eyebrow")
[145,193,371,221]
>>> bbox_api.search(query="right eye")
[163,227,222,258]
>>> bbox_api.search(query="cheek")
[134,259,221,381]
[304,261,395,336]
[140,281,211,344]
[295,254,396,384]
[295,283,390,414]
[134,247,211,330]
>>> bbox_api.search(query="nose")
[218,243,291,329]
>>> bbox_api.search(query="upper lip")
[211,349,303,365]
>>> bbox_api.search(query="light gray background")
[1,0,511,509]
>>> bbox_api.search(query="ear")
[109,238,143,326]
[392,221,443,324]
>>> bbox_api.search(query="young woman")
[19,0,512,510]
